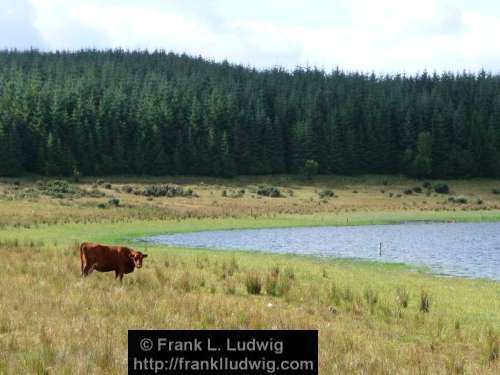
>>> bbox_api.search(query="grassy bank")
[0,176,499,374]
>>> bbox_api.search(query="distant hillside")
[0,49,499,178]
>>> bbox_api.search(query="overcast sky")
[1,0,500,73]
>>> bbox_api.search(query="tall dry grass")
[0,240,498,374]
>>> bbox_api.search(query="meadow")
[0,175,499,374]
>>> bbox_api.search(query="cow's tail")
[80,242,86,276]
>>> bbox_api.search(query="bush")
[121,185,133,193]
[256,185,282,198]
[245,273,262,295]
[396,287,409,308]
[476,198,483,205]
[403,189,413,195]
[96,179,105,186]
[265,274,279,296]
[448,196,467,204]
[103,183,112,189]
[422,181,432,189]
[222,189,245,198]
[420,289,431,313]
[108,198,120,207]
[363,288,378,314]
[36,180,83,198]
[131,184,195,198]
[492,189,500,195]
[318,190,335,199]
[485,328,499,363]
[412,186,422,193]
[433,183,449,194]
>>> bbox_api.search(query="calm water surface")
[144,222,500,280]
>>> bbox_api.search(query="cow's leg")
[83,263,95,277]
[118,273,124,283]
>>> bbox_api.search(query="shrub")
[318,190,335,199]
[403,189,413,195]
[492,189,500,195]
[223,189,245,198]
[396,287,409,308]
[420,289,431,313]
[412,186,422,193]
[121,185,133,193]
[221,257,239,278]
[448,196,467,204]
[363,287,378,311]
[265,274,279,296]
[422,181,432,189]
[256,185,282,198]
[388,192,394,197]
[476,198,483,205]
[36,180,83,198]
[103,183,112,189]
[131,184,195,198]
[97,203,107,209]
[245,273,262,295]
[433,183,449,194]
[108,198,120,207]
[485,328,499,363]
[330,282,341,305]
[96,179,105,185]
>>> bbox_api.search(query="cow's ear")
[143,254,148,258]
[128,253,135,259]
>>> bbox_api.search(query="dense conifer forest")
[0,49,499,178]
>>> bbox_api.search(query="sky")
[1,0,500,73]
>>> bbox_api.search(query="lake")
[143,222,500,281]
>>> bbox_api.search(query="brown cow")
[80,242,148,282]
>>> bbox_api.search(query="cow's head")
[129,251,148,269]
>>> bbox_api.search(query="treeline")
[1,49,500,178]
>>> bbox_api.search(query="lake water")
[144,222,500,281]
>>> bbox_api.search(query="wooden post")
[379,242,383,256]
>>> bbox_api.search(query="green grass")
[3,209,500,247]
[0,176,499,374]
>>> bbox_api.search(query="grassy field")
[0,176,499,374]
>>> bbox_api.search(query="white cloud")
[22,0,500,73]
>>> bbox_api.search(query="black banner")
[128,330,318,374]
